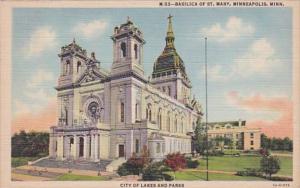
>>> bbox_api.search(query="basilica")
[49,16,202,163]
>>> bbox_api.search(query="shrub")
[162,173,174,181]
[186,157,200,169]
[236,168,263,177]
[164,153,186,171]
[117,146,151,176]
[117,163,131,176]
[208,150,224,156]
[142,162,172,181]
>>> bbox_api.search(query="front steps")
[105,158,126,172]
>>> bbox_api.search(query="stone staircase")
[106,158,126,172]
[32,158,112,171]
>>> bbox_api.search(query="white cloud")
[204,38,279,81]
[72,19,107,39]
[207,65,232,82]
[23,26,57,58]
[201,16,254,42]
[14,69,56,117]
[232,38,279,76]
[26,69,55,88]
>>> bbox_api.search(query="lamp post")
[204,37,209,181]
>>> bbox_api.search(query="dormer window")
[121,42,126,57]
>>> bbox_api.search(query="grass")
[166,171,266,181]
[11,157,40,167]
[56,173,108,181]
[198,155,292,176]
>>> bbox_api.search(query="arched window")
[167,111,171,132]
[77,61,81,73]
[157,108,162,130]
[168,86,171,96]
[146,104,152,121]
[121,42,126,57]
[65,60,71,75]
[135,103,139,120]
[135,139,139,153]
[134,44,138,59]
[65,107,68,125]
[181,118,184,133]
[120,102,125,122]
[174,116,178,133]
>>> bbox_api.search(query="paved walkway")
[16,165,114,177]
[11,173,53,181]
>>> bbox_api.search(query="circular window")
[88,101,99,119]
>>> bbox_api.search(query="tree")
[260,156,281,179]
[193,118,210,154]
[11,130,49,157]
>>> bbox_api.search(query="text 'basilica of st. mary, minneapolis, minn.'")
[49,16,260,164]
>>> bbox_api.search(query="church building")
[49,16,202,163]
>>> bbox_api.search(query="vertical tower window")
[134,44,138,59]
[65,107,68,125]
[120,102,125,122]
[135,139,139,153]
[65,60,70,75]
[135,103,138,120]
[77,61,81,73]
[121,42,126,57]
[168,86,171,96]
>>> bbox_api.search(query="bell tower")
[111,17,146,77]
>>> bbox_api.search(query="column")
[91,134,95,160]
[73,135,77,159]
[98,134,101,160]
[57,136,64,159]
[84,135,88,159]
[94,134,99,161]
[49,135,54,157]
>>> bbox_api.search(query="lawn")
[11,157,40,167]
[56,173,108,181]
[198,155,292,176]
[166,171,266,181]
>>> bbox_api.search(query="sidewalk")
[16,165,114,177]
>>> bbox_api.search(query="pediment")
[76,68,104,84]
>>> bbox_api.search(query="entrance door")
[79,137,84,157]
[118,144,125,157]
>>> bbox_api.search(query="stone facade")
[206,120,261,150]
[49,16,202,162]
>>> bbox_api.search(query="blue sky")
[12,8,292,127]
